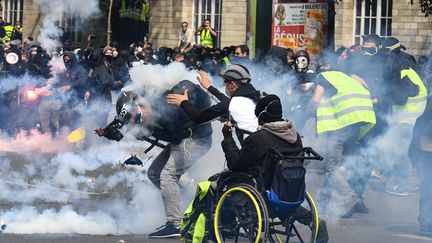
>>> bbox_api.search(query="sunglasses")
[235,52,242,56]
[181,25,187,27]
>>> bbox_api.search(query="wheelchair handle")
[270,147,323,161]
[303,147,324,161]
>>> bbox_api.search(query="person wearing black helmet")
[380,37,427,196]
[167,64,262,143]
[97,80,212,238]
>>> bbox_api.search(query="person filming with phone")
[195,18,217,49]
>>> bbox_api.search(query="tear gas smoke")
[0,62,225,235]
[38,0,100,53]
[0,52,424,234]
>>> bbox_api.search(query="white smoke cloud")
[0,54,422,234]
[37,0,100,53]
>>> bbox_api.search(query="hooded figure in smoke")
[263,46,292,75]
[26,45,51,79]
[60,51,89,103]
[89,46,115,103]
[97,79,212,238]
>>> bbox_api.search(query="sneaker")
[353,200,369,214]
[385,184,409,196]
[148,223,180,238]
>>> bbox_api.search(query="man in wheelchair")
[181,95,328,242]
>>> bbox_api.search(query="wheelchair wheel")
[214,184,269,242]
[268,191,319,243]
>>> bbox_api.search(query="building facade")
[1,0,432,57]
[335,0,432,57]
[149,0,248,49]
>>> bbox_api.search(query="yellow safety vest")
[200,29,213,48]
[3,25,13,43]
[317,71,376,138]
[393,68,428,124]
[223,56,231,67]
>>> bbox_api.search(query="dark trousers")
[416,153,432,229]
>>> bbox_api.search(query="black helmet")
[116,90,138,124]
[294,50,310,62]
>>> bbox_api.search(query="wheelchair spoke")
[292,224,305,243]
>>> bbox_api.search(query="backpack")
[180,181,215,243]
[265,148,306,211]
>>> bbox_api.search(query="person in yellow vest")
[382,37,428,196]
[306,53,376,218]
[195,18,217,49]
[2,22,14,44]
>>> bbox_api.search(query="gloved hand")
[222,121,233,138]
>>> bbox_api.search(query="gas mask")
[295,56,309,72]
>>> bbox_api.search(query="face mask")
[295,56,309,72]
[30,51,37,56]
[137,47,143,53]
[361,46,378,56]
[64,60,72,69]
[113,51,118,58]
[104,55,113,63]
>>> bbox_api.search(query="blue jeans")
[147,136,212,226]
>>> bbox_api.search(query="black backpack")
[265,148,306,209]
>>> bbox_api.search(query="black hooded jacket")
[60,52,89,100]
[89,51,115,101]
[222,120,303,178]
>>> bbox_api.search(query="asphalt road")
[0,123,430,243]
[0,173,430,243]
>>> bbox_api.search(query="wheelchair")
[211,147,324,243]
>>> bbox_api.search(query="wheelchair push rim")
[214,186,268,243]
[268,191,319,243]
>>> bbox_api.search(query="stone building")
[1,0,431,57]
[334,0,432,57]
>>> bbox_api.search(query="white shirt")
[178,28,194,48]
[229,97,259,133]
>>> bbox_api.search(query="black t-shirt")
[315,73,338,98]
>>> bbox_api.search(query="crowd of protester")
[0,17,432,238]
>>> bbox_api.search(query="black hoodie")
[61,52,89,100]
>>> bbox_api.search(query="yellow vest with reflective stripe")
[3,25,13,43]
[393,68,427,124]
[317,71,376,138]
[200,29,213,48]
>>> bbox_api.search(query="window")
[60,15,83,43]
[193,0,223,47]
[354,0,392,44]
[2,0,23,24]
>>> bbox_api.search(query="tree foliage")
[413,0,432,17]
